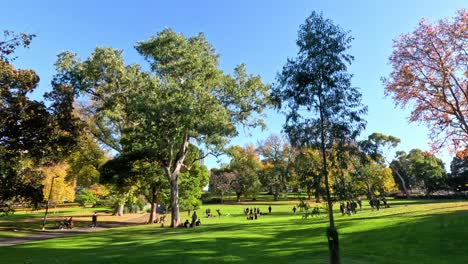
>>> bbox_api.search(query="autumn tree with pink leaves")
[384,10,467,154]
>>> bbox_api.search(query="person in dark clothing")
[184,219,190,228]
[91,212,97,228]
[357,197,362,210]
[257,208,261,215]
[195,219,201,226]
[268,205,272,214]
[382,197,388,208]
[191,211,198,227]
[216,209,221,218]
[340,202,345,216]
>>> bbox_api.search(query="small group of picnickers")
[183,208,221,228]
[153,215,166,227]
[203,208,222,218]
[243,205,273,220]
[59,211,98,229]
[369,196,389,211]
[58,217,74,229]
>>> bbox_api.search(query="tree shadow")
[0,210,466,264]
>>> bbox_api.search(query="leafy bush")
[75,188,99,207]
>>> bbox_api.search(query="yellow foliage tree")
[41,163,76,203]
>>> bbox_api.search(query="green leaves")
[274,11,367,150]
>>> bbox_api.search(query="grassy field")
[0,199,466,264]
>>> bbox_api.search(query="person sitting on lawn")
[196,219,201,226]
[184,219,190,228]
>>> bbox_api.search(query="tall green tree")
[257,134,296,200]
[225,145,262,202]
[449,154,468,191]
[53,47,154,214]
[407,149,447,196]
[131,29,269,227]
[273,12,367,264]
[390,149,447,195]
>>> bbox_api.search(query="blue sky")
[2,0,466,169]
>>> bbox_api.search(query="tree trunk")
[116,204,124,216]
[366,183,372,200]
[389,163,409,197]
[220,192,224,204]
[148,186,158,224]
[169,179,181,227]
[315,189,321,203]
[319,100,340,264]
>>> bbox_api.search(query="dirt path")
[0,213,151,247]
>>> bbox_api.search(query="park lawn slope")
[0,200,466,264]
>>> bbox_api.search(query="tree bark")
[366,183,372,200]
[389,164,410,197]
[116,204,124,216]
[148,186,158,224]
[315,188,321,203]
[169,179,181,227]
[319,97,340,264]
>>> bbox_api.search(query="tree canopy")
[384,10,467,153]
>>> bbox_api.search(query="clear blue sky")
[2,0,466,169]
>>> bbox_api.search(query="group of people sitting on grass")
[204,208,221,218]
[183,211,202,228]
[58,217,74,229]
[154,215,166,227]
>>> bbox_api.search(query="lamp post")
[42,175,59,231]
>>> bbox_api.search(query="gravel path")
[0,213,151,247]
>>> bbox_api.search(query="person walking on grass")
[268,205,272,214]
[293,205,297,215]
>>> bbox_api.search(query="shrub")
[75,189,99,207]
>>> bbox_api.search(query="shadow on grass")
[0,209,466,264]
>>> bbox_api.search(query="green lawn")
[0,199,466,264]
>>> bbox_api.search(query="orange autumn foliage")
[384,9,467,154]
